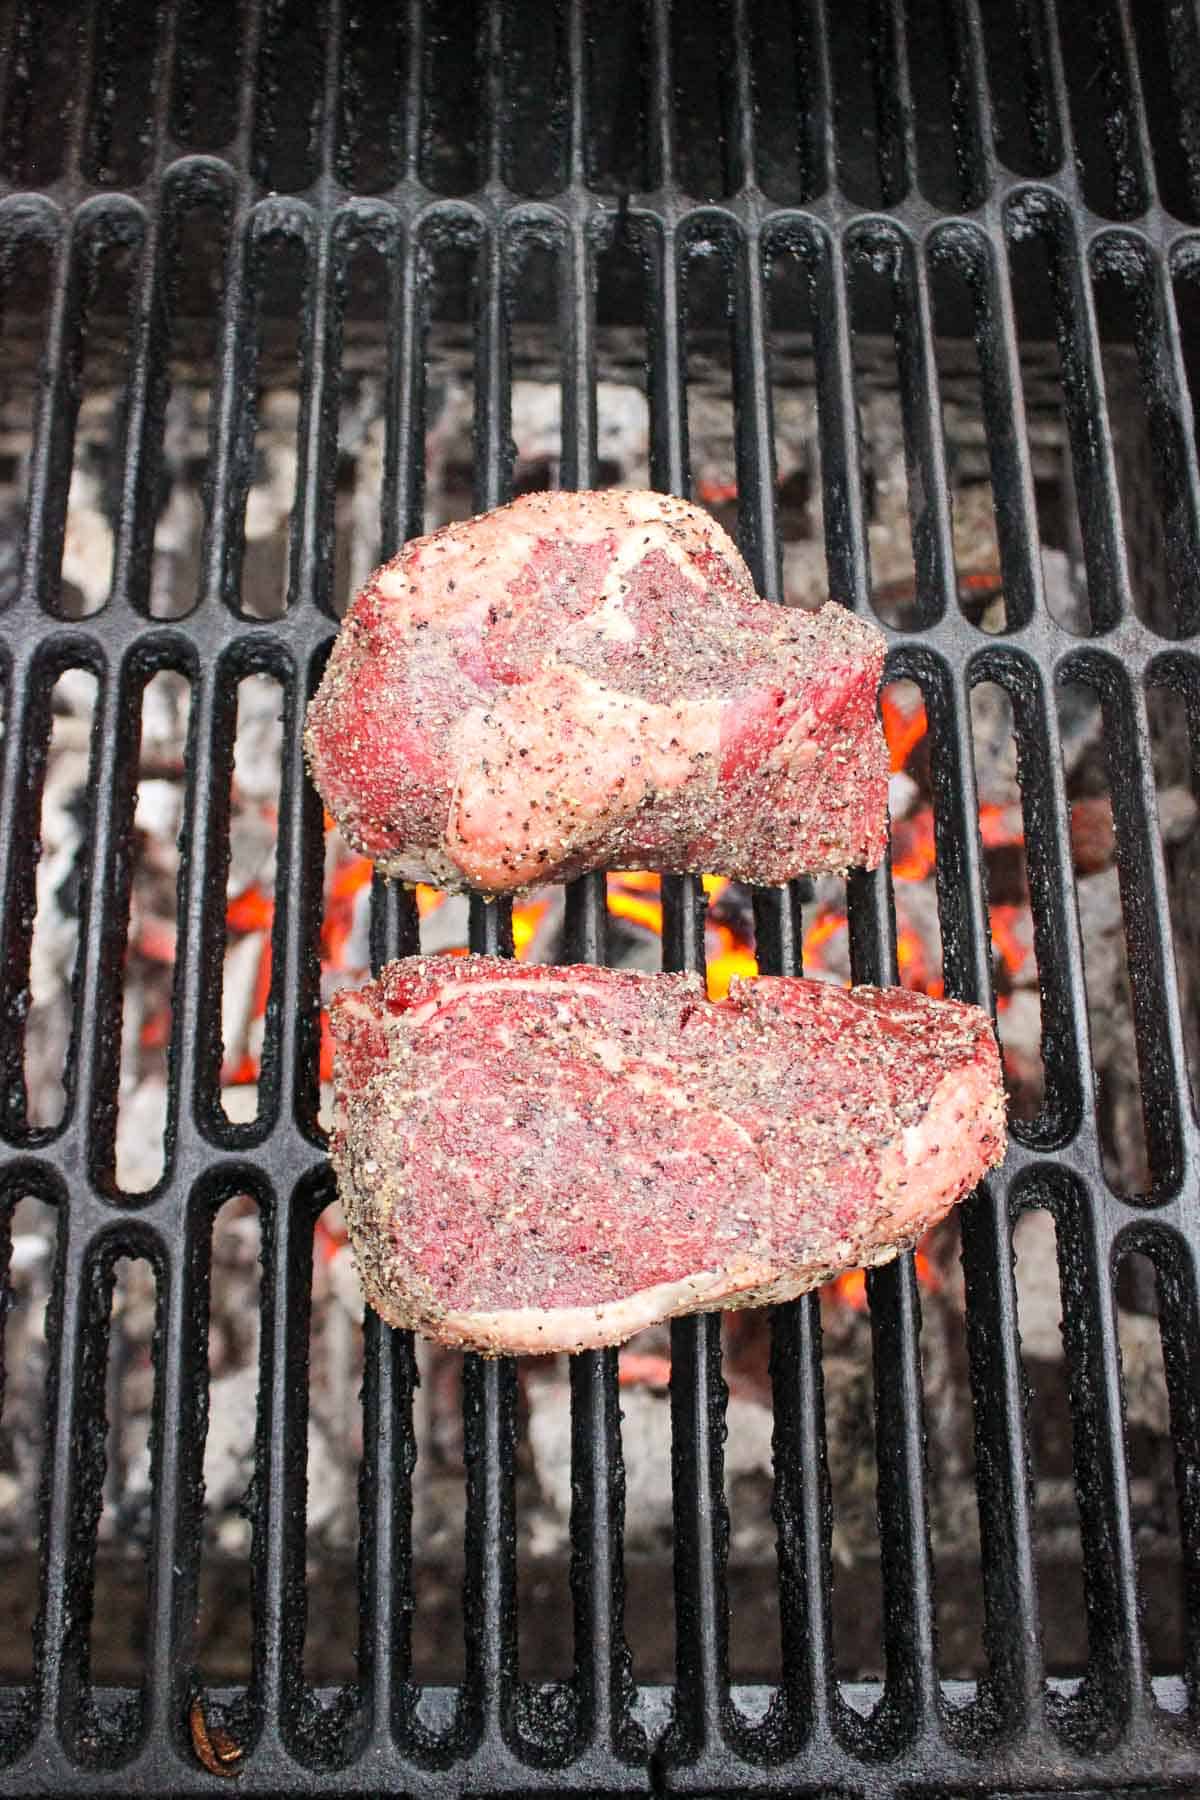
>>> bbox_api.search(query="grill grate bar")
[768,1295,838,1748]
[169,665,230,1144]
[103,1,179,624]
[28,1225,87,1749]
[461,28,520,1746]
[142,1207,205,1747]
[893,237,961,631]
[1110,0,1162,209]
[0,640,57,1136]
[876,0,919,206]
[1057,1193,1149,1730]
[1143,254,1200,637]
[554,21,634,1756]
[1102,669,1195,1190]
[70,655,140,1187]
[1051,210,1141,633]
[288,0,343,624]
[196,0,267,618]
[15,210,81,622]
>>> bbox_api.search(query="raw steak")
[306,490,888,894]
[330,957,1006,1355]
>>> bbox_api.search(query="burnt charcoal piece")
[305,490,889,894]
[330,957,1005,1354]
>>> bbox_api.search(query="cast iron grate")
[0,0,1199,1793]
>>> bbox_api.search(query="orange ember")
[827,1244,940,1312]
[891,808,937,882]
[979,803,1024,850]
[606,872,665,939]
[881,689,929,773]
[135,917,177,964]
[226,883,274,933]
[989,902,1033,981]
[606,872,760,999]
[696,476,739,504]
[513,899,550,960]
[251,940,272,1019]
[801,907,847,978]
[140,1007,171,1050]
[705,922,758,1000]
[617,1351,673,1388]
[315,1208,349,1264]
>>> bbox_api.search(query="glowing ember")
[801,907,847,976]
[896,922,930,993]
[891,808,937,882]
[979,803,1024,850]
[989,902,1033,981]
[881,688,929,773]
[827,1244,941,1312]
[315,1206,349,1264]
[321,856,372,968]
[140,1008,171,1050]
[605,872,760,999]
[617,1351,672,1389]
[705,923,758,1000]
[513,899,550,959]
[134,917,177,964]
[605,872,664,938]
[226,883,274,933]
[695,476,738,504]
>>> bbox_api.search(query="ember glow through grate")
[1,0,1200,1794]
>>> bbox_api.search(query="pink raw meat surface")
[305,490,889,894]
[330,957,1006,1355]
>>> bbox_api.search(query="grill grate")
[1,0,1199,1793]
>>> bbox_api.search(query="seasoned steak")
[331,958,1006,1355]
[306,490,888,894]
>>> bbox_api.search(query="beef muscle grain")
[331,958,1006,1355]
[306,490,888,894]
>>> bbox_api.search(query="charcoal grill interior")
[2,0,1200,1793]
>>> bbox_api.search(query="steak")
[306,490,889,894]
[330,957,1006,1355]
